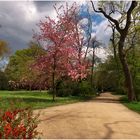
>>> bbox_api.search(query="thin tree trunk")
[39,82,42,92]
[52,55,56,101]
[111,27,120,90]
[91,48,95,86]
[84,34,91,60]
[52,71,56,101]
[29,82,32,91]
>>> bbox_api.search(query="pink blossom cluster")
[34,3,90,82]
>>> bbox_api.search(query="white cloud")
[22,3,38,22]
[95,20,112,46]
[0,1,59,52]
[79,18,88,25]
[95,47,109,61]
[0,1,115,63]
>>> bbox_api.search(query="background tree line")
[0,1,140,102]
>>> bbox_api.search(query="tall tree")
[90,1,138,101]
[5,42,46,90]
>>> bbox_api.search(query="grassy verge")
[0,90,94,110]
[120,96,140,113]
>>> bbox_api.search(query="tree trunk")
[52,55,56,101]
[39,84,42,92]
[111,27,121,91]
[91,48,95,86]
[52,71,56,101]
[29,82,32,91]
[118,37,136,101]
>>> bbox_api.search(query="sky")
[0,0,113,68]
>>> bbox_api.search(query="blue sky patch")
[79,4,105,25]
[91,13,105,24]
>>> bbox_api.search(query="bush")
[0,71,8,90]
[0,108,40,139]
[57,88,73,97]
[134,78,140,101]
[72,81,95,97]
[55,80,95,97]
[115,87,125,95]
[56,80,73,97]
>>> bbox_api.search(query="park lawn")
[120,96,140,113]
[0,90,88,110]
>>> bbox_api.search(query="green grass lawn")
[0,90,92,110]
[120,96,140,113]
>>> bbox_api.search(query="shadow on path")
[103,120,140,139]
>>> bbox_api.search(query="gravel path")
[35,92,140,139]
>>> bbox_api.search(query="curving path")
[35,92,140,139]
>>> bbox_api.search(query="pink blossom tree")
[34,3,90,101]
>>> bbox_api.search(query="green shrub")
[57,88,73,97]
[56,80,73,97]
[134,77,140,101]
[115,87,125,95]
[72,81,95,97]
[0,71,8,90]
[55,80,95,97]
